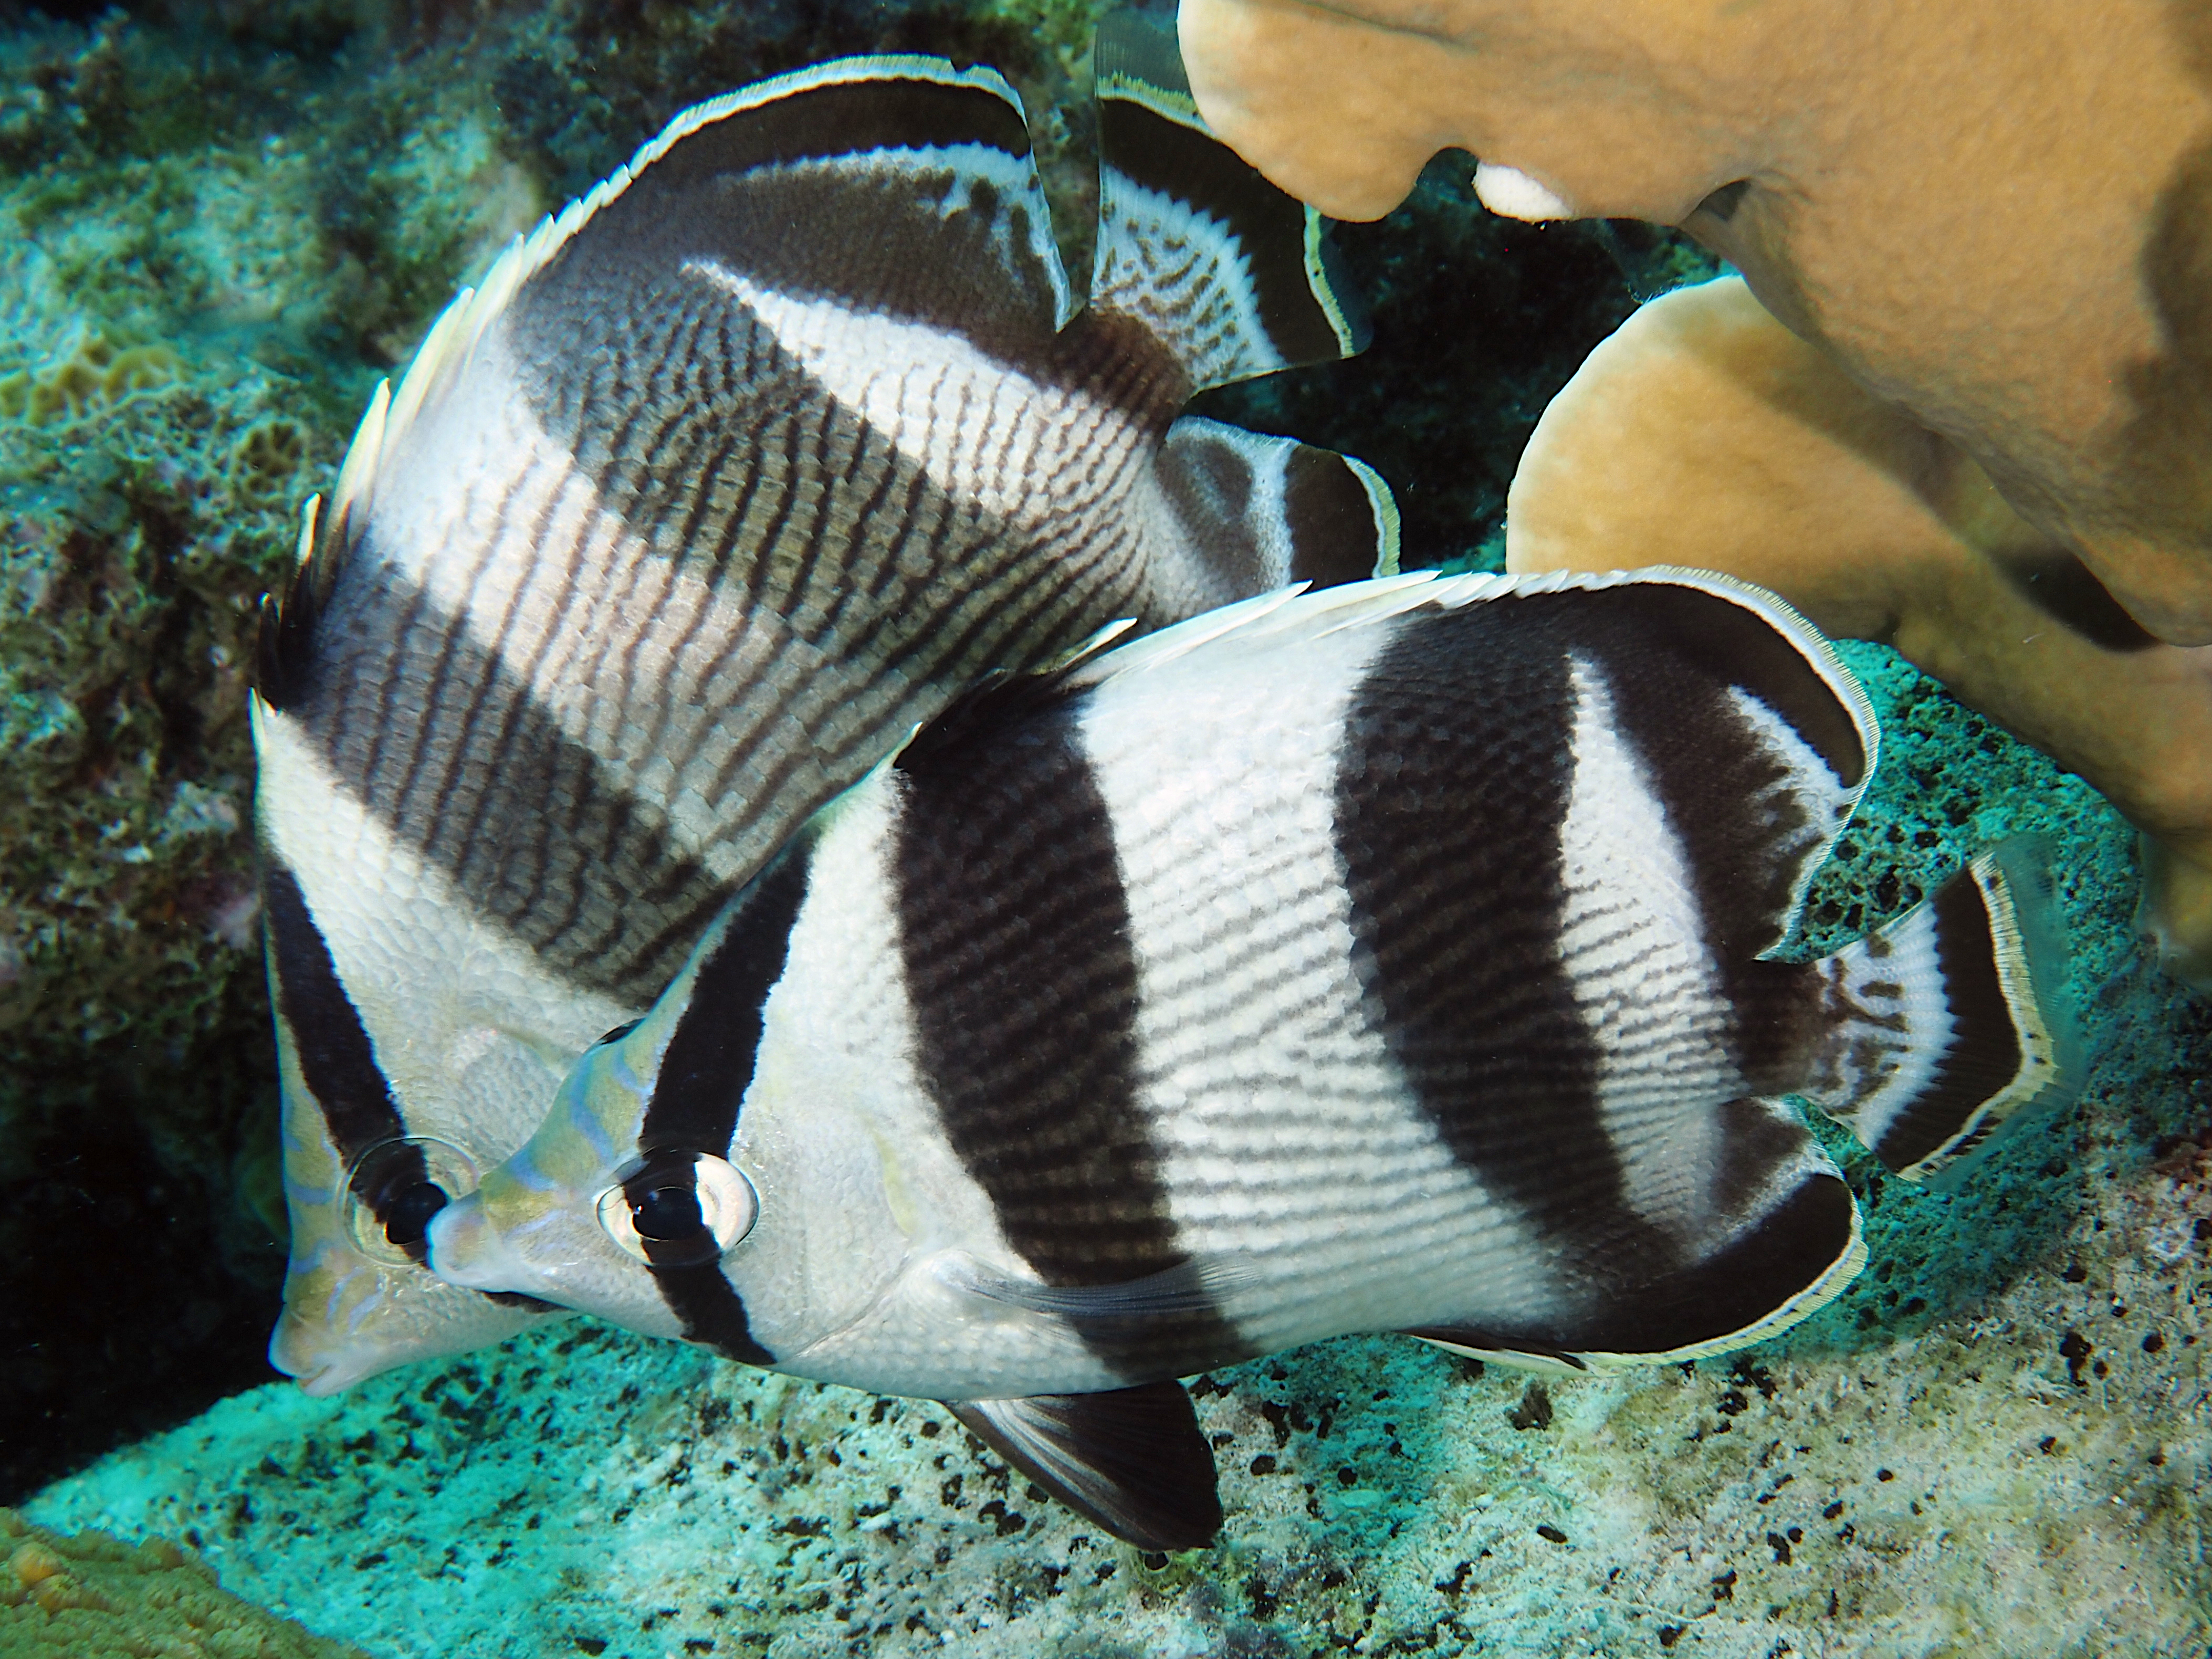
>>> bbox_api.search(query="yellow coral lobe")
[0,1509,366,1657]
[1179,0,2212,641]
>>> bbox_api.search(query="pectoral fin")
[1402,1327,1592,1377]
[945,1382,1221,1551]
[934,1251,1256,1327]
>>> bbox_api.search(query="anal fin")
[1157,416,1399,600]
[1402,1328,1592,1377]
[945,1382,1222,1551]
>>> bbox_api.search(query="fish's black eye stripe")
[641,842,812,1156]
[262,864,433,1262]
[264,865,405,1162]
[633,844,810,1367]
[645,1261,774,1366]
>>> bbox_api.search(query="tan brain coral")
[1504,276,2212,986]
[0,333,183,428]
[1176,0,2212,644]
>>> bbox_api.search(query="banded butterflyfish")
[249,16,1398,1394]
[425,569,2075,1551]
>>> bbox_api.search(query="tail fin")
[1154,415,1400,597]
[1799,839,2078,1186]
[1089,10,1368,392]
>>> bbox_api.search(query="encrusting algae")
[0,332,183,428]
[0,1508,368,1658]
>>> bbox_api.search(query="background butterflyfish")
[249,16,1398,1395]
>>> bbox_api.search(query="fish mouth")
[423,1193,534,1296]
[268,1311,394,1398]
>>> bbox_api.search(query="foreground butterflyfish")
[250,17,1397,1393]
[426,569,2075,1550]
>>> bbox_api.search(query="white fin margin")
[1062,564,1874,709]
[320,55,1032,563]
[1299,205,1364,359]
[1895,844,2078,1188]
[1584,1186,1868,1370]
[1419,1182,1867,1376]
[1341,455,1401,578]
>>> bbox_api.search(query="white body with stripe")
[418,571,2079,1406]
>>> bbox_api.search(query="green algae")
[0,1507,370,1658]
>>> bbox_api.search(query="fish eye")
[595,1151,759,1268]
[342,1135,482,1266]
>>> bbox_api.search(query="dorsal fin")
[891,664,1088,778]
[1155,415,1400,594]
[1089,9,1368,392]
[887,573,1450,774]
[266,55,1074,696]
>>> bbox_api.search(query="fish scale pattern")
[1077,616,1568,1357]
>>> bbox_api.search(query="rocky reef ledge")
[27,660,2212,1657]
[24,1138,2212,1657]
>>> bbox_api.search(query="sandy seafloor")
[27,640,2212,1658]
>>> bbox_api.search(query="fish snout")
[425,1191,533,1294]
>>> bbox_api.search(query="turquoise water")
[4,1,2208,1653]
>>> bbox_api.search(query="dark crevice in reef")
[0,979,286,1504]
[1196,151,1719,573]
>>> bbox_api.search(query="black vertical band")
[894,693,1242,1379]
[263,864,437,1264]
[633,842,812,1366]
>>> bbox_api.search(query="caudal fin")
[1154,415,1399,596]
[1799,839,2078,1186]
[1089,10,1368,392]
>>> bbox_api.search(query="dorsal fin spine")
[322,376,389,562]
[292,492,321,571]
